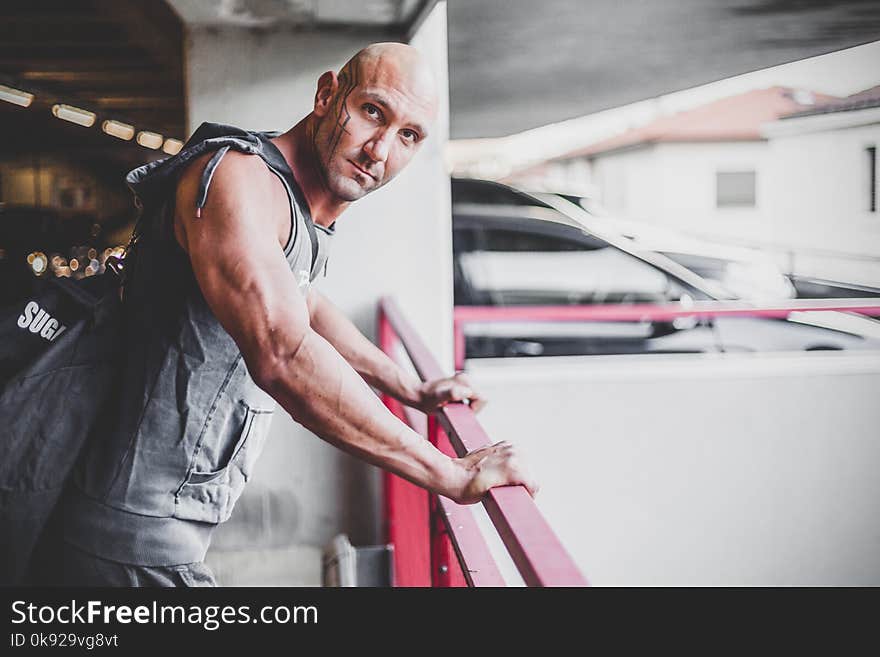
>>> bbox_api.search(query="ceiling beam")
[0,45,158,59]
[17,71,180,85]
[1,59,161,73]
[81,96,183,110]
[94,0,184,73]
[0,14,116,24]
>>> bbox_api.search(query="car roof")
[453,202,602,237]
[452,178,731,300]
[451,177,543,207]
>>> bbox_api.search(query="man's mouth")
[348,160,376,181]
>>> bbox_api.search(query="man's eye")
[401,129,418,142]
[364,104,381,118]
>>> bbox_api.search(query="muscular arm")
[174,153,536,504]
[305,288,422,407]
[305,290,487,414]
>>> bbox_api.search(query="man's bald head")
[308,42,440,202]
[339,42,439,118]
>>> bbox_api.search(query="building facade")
[515,86,880,286]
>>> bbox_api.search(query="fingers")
[468,389,487,414]
[488,441,539,497]
[455,441,540,504]
[496,441,538,498]
[450,384,471,401]
[451,372,488,414]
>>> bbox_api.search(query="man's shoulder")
[186,121,255,145]
[173,144,291,252]
[182,147,273,184]
[176,148,281,207]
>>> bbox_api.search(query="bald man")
[51,43,537,587]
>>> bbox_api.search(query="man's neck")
[270,116,348,228]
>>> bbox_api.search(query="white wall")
[591,141,770,244]
[763,119,880,284]
[467,352,880,585]
[588,127,880,286]
[186,6,453,560]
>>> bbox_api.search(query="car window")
[458,227,693,305]
[661,252,728,279]
[453,228,481,304]
[451,179,538,207]
[482,228,587,252]
[452,227,479,254]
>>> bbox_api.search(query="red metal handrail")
[378,296,588,587]
[453,299,880,369]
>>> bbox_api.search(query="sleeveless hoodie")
[66,123,334,566]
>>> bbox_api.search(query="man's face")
[312,61,436,202]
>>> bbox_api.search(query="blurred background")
[2,0,879,586]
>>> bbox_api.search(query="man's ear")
[314,71,338,117]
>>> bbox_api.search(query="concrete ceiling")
[0,1,185,137]
[4,1,878,147]
[447,0,880,138]
[0,0,429,166]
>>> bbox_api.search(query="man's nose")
[364,130,392,163]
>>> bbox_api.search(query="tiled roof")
[782,85,880,119]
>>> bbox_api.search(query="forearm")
[260,327,464,498]
[309,291,423,407]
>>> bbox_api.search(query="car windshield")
[454,216,702,305]
[451,178,542,207]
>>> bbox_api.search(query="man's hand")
[452,441,539,505]
[415,372,487,414]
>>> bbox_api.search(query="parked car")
[551,191,797,301]
[788,275,880,299]
[451,178,880,358]
[556,191,880,301]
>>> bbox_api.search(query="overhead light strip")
[4,81,183,149]
[102,119,135,140]
[137,131,163,149]
[162,138,183,155]
[52,103,96,127]
[0,84,34,107]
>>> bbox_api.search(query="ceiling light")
[163,138,183,155]
[52,103,96,127]
[137,131,163,149]
[102,119,135,140]
[0,84,34,107]
[28,251,47,275]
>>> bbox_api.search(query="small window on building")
[868,146,877,213]
[716,171,756,208]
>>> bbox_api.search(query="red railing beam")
[454,299,880,324]
[435,496,506,587]
[380,304,506,586]
[379,297,588,587]
[408,408,505,587]
[436,405,589,587]
[452,300,880,375]
[378,296,446,381]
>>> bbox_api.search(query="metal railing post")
[453,318,466,372]
[378,306,431,587]
[427,415,448,586]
